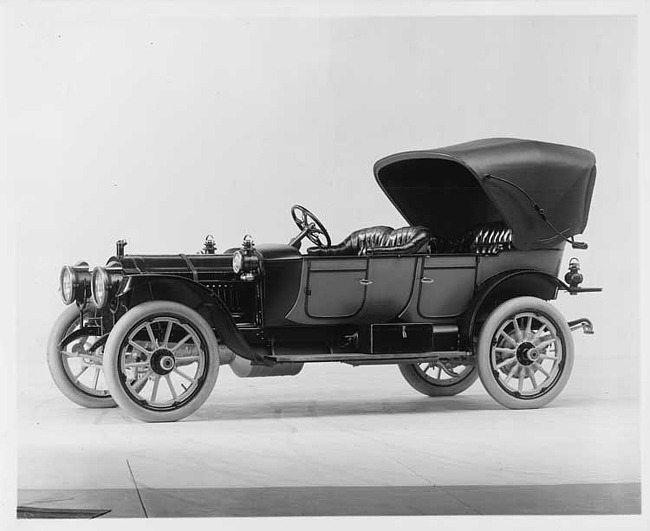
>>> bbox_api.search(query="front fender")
[459,269,565,348]
[119,274,262,363]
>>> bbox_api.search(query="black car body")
[49,138,601,422]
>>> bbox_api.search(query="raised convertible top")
[373,138,596,250]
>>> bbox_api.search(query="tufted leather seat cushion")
[435,223,511,254]
[367,226,432,255]
[307,226,432,256]
[307,226,393,256]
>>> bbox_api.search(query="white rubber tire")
[47,304,117,408]
[103,301,219,422]
[477,296,574,409]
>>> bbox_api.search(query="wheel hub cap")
[150,348,176,375]
[516,342,538,366]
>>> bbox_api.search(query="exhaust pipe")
[217,344,303,377]
[567,318,594,335]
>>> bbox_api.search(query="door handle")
[421,277,434,284]
[359,278,373,285]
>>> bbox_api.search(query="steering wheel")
[290,204,332,249]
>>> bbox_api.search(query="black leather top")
[374,138,596,250]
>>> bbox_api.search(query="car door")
[285,257,369,324]
[305,257,369,318]
[359,255,419,321]
[285,255,419,325]
[400,256,478,320]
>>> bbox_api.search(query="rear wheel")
[47,304,116,408]
[103,301,219,422]
[477,297,574,409]
[399,361,478,397]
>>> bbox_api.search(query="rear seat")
[434,224,512,255]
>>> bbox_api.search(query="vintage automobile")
[48,138,601,422]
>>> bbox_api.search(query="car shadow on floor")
[35,391,601,426]
[191,394,512,422]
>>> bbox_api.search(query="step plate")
[268,351,472,364]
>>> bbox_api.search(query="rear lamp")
[59,262,91,305]
[91,263,123,309]
[564,257,584,289]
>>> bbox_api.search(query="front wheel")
[47,303,116,408]
[477,297,574,409]
[103,301,219,422]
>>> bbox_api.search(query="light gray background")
[3,6,643,528]
[8,13,637,369]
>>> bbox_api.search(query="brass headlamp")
[232,234,260,281]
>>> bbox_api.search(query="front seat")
[307,226,393,256]
[307,226,431,256]
[366,226,432,255]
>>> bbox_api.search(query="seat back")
[307,226,393,256]
[469,225,513,255]
[308,226,432,256]
[367,226,432,255]
[435,223,512,254]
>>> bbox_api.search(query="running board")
[268,351,472,365]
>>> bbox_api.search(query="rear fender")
[119,275,261,363]
[459,269,564,348]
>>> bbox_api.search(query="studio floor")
[16,344,641,518]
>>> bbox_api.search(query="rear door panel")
[400,256,478,320]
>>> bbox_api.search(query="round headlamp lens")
[232,251,243,273]
[60,266,75,304]
[91,267,109,308]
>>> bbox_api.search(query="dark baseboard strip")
[17,506,110,519]
[18,482,641,518]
